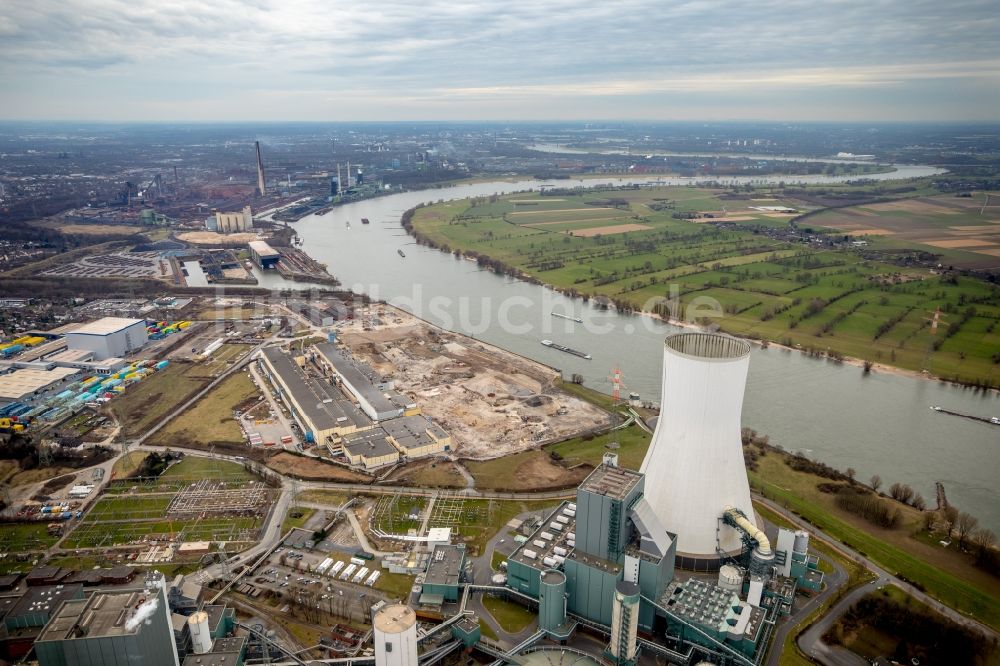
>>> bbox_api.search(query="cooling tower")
[639,332,754,570]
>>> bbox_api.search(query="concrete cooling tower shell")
[640,332,754,570]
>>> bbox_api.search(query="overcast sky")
[2,0,998,122]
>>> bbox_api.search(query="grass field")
[464,450,589,491]
[282,507,316,533]
[544,423,651,471]
[749,451,1000,631]
[111,452,148,479]
[0,522,60,552]
[481,594,537,633]
[411,187,1000,384]
[111,362,211,437]
[147,370,258,447]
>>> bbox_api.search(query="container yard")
[0,357,171,424]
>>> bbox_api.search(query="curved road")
[754,496,998,665]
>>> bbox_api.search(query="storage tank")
[750,546,775,578]
[793,530,809,555]
[718,564,742,593]
[373,604,418,666]
[609,580,640,663]
[640,332,755,569]
[188,610,213,654]
[538,569,567,634]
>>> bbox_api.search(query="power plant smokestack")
[639,332,754,570]
[255,141,267,196]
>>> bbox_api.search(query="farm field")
[807,193,1000,271]
[410,186,1000,385]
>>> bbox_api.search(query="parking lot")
[235,547,400,623]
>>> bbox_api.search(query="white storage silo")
[640,332,756,569]
[793,530,810,554]
[717,564,742,593]
[187,610,213,654]
[374,604,418,666]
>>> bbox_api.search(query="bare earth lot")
[338,307,609,459]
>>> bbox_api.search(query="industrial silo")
[717,564,742,593]
[639,332,756,569]
[538,569,567,634]
[608,580,640,665]
[187,611,213,654]
[373,604,418,666]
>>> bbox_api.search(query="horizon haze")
[2,0,999,122]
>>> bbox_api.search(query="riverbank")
[405,186,1000,388]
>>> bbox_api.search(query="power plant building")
[65,318,148,361]
[507,460,675,632]
[35,576,179,666]
[640,332,756,570]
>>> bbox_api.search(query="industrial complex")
[0,321,844,665]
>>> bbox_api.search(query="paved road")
[754,495,999,666]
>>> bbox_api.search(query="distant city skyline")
[2,0,998,122]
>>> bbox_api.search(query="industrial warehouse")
[0,317,185,425]
[257,342,451,469]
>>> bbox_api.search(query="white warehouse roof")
[68,317,145,336]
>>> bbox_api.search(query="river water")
[282,171,998,531]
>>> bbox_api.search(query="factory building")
[259,347,373,444]
[248,241,280,269]
[34,575,179,666]
[640,332,756,570]
[313,344,409,421]
[418,545,466,606]
[342,428,400,469]
[382,415,451,458]
[373,604,418,666]
[0,367,79,402]
[65,318,148,361]
[206,206,253,234]
[662,579,766,659]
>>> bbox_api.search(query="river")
[281,172,998,531]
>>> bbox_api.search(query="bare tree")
[846,468,856,483]
[922,510,936,531]
[870,474,882,492]
[899,484,915,505]
[956,512,979,548]
[941,506,959,538]
[912,493,926,511]
[971,528,996,560]
[889,482,903,501]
